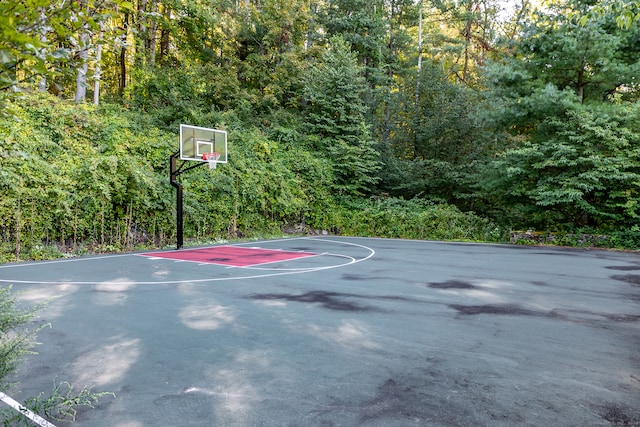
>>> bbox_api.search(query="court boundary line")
[222,252,325,268]
[0,236,315,270]
[0,391,58,427]
[0,237,375,285]
[0,253,133,269]
[235,252,352,271]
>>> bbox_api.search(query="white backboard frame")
[179,124,228,163]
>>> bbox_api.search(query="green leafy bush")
[0,287,44,389]
[0,93,176,259]
[480,103,640,230]
[0,381,114,425]
[313,198,506,243]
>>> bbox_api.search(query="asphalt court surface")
[2,237,639,426]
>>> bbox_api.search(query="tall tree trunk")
[414,1,423,157]
[159,7,170,63]
[137,0,148,65]
[37,7,47,92]
[94,24,104,105]
[577,66,585,103]
[75,27,89,103]
[148,0,159,65]
[461,2,475,83]
[511,0,528,40]
[119,12,129,96]
[416,1,423,104]
[74,0,90,103]
[306,2,317,51]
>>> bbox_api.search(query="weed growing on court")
[0,286,45,388]
[0,381,115,426]
[0,286,114,426]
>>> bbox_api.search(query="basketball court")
[2,236,639,426]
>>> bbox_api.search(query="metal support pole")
[170,152,206,250]
[170,153,183,250]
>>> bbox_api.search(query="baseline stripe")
[0,392,58,427]
[0,238,376,285]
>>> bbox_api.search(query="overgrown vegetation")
[0,287,43,388]
[0,95,174,262]
[0,92,509,264]
[1,380,114,426]
[0,286,113,425]
[1,0,639,259]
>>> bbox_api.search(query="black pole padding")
[170,154,183,250]
[176,184,183,250]
[170,152,207,250]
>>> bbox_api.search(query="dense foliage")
[0,287,42,388]
[0,92,507,263]
[1,0,639,263]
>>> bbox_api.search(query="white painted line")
[237,252,352,271]
[0,238,376,285]
[0,253,132,269]
[0,391,58,427]
[221,252,320,269]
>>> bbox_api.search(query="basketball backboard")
[179,124,227,164]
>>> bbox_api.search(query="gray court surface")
[2,236,639,426]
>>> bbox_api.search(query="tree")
[322,0,387,82]
[72,0,126,103]
[234,0,311,107]
[416,0,501,86]
[93,22,105,105]
[0,0,71,92]
[578,0,640,29]
[475,0,640,228]
[482,0,640,135]
[445,0,500,84]
[381,59,489,204]
[303,36,380,195]
[0,0,129,103]
[481,103,640,228]
[508,1,637,101]
[74,0,91,104]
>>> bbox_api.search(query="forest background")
[2,0,640,262]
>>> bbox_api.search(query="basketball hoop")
[202,152,221,169]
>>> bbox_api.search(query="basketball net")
[202,152,221,169]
